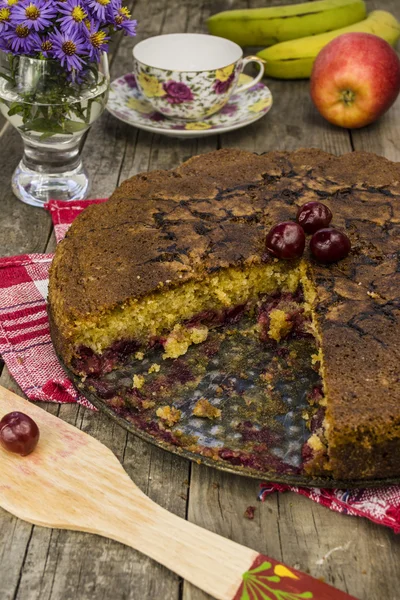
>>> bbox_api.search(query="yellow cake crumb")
[268,309,292,342]
[156,406,181,427]
[148,363,161,374]
[260,371,273,383]
[307,433,324,452]
[142,400,155,410]
[193,399,221,420]
[163,324,209,359]
[133,374,145,389]
[311,348,323,365]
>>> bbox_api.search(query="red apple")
[310,33,400,129]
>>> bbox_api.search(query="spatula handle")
[95,496,358,600]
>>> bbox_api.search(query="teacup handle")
[236,56,266,93]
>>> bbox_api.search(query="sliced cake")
[48,148,400,481]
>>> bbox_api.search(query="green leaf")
[39,131,58,140]
[64,120,88,133]
[7,102,25,117]
[0,72,14,84]
[70,104,86,121]
[20,118,67,135]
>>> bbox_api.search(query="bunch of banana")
[207,0,367,47]
[258,10,400,79]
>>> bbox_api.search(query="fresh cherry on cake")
[265,221,305,260]
[310,228,351,264]
[296,201,332,234]
[0,411,40,456]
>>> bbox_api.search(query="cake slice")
[48,148,400,481]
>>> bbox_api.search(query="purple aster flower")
[33,33,54,57]
[119,16,136,36]
[57,0,88,35]
[82,20,109,61]
[110,5,136,36]
[0,4,12,33]
[50,28,87,71]
[162,80,193,104]
[213,73,234,94]
[86,0,112,21]
[4,24,39,53]
[12,0,58,32]
[0,34,12,53]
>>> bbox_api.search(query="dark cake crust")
[48,148,400,480]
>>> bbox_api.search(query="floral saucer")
[106,73,273,138]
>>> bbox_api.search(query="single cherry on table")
[310,228,351,264]
[265,221,306,260]
[296,201,333,234]
[0,411,40,456]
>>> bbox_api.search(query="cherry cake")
[48,148,400,482]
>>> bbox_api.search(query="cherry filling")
[184,304,246,328]
[73,305,248,377]
[257,290,313,343]
[72,339,141,377]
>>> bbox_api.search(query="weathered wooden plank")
[0,124,52,257]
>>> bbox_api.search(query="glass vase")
[0,53,109,207]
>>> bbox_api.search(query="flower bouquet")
[0,0,136,206]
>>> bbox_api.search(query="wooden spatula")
[0,385,357,600]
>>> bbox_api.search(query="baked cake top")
[51,148,400,312]
[49,148,400,447]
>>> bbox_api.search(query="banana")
[258,10,400,79]
[207,0,366,47]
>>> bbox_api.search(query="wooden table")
[1,1,400,598]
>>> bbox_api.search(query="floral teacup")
[132,33,265,121]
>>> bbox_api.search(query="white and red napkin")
[0,198,399,533]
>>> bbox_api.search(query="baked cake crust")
[48,148,400,481]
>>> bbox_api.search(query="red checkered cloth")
[0,199,106,408]
[259,483,400,533]
[0,198,399,532]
